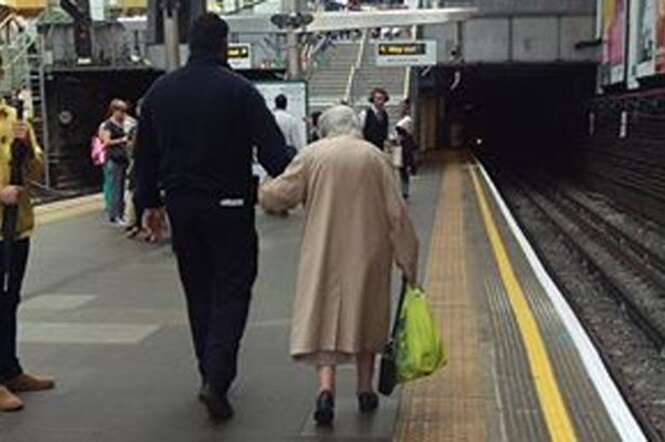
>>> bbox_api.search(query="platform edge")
[475,157,647,442]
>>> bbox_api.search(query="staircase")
[0,13,51,187]
[307,41,360,114]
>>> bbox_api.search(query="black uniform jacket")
[134,52,291,208]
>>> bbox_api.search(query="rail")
[482,161,664,442]
[506,170,665,354]
[401,25,417,100]
[344,29,367,104]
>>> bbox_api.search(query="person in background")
[134,13,291,423]
[0,97,55,413]
[96,121,113,213]
[124,100,148,240]
[99,99,131,226]
[359,88,390,150]
[273,94,305,153]
[309,111,322,143]
[395,117,417,200]
[259,106,419,426]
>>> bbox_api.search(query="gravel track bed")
[491,169,665,441]
[559,185,665,271]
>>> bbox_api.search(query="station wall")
[441,0,593,14]
[577,98,665,223]
[422,14,597,65]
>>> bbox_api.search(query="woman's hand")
[142,208,163,242]
[13,121,32,148]
[0,185,23,206]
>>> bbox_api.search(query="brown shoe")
[5,373,55,393]
[0,385,23,412]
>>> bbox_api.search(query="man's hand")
[142,208,163,242]
[0,186,23,206]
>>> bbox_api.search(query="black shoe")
[358,391,379,414]
[314,390,335,426]
[200,387,234,423]
[198,382,209,403]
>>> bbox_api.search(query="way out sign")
[376,40,437,67]
[228,44,252,70]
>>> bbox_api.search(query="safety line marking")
[476,160,647,442]
[469,165,577,442]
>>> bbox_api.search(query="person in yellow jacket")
[0,98,55,413]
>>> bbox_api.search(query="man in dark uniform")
[134,13,291,422]
[360,87,390,150]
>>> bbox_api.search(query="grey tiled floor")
[0,169,440,442]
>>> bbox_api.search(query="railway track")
[482,163,665,440]
[495,168,665,355]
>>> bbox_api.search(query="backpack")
[91,136,106,166]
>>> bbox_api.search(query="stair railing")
[402,24,418,101]
[344,29,367,105]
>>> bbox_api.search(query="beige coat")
[260,134,419,360]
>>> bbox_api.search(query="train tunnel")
[417,63,597,177]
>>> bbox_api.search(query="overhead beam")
[222,7,476,34]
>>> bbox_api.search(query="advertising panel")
[637,0,657,75]
[601,0,627,84]
[658,0,665,72]
[628,0,656,86]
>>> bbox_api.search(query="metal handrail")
[344,29,367,104]
[0,13,16,32]
[402,24,417,100]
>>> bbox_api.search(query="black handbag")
[378,278,408,396]
[107,145,129,164]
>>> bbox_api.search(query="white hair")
[318,105,362,139]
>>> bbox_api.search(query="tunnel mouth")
[419,63,598,178]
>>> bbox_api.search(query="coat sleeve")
[25,121,44,182]
[381,157,419,283]
[246,87,292,177]
[259,153,307,212]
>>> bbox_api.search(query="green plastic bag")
[395,287,447,383]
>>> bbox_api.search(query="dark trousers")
[0,239,30,383]
[109,160,127,221]
[166,192,257,397]
[399,166,410,198]
[132,191,145,230]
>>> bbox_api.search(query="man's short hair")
[369,87,389,104]
[189,13,229,54]
[275,94,288,110]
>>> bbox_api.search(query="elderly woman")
[259,106,419,426]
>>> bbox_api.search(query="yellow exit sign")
[228,44,251,69]
[376,40,437,66]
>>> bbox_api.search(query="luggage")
[91,136,106,166]
[396,287,446,383]
[378,282,447,396]
[378,279,408,396]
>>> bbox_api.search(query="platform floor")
[0,151,642,441]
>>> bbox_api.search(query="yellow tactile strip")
[395,152,498,441]
[469,165,576,442]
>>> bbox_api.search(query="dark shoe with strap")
[358,391,379,414]
[199,386,234,423]
[314,390,335,426]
